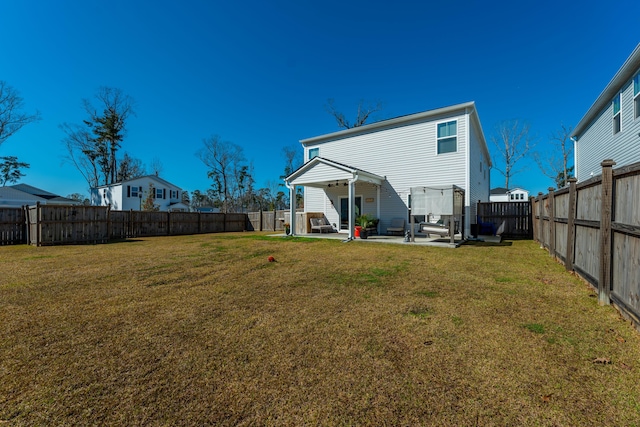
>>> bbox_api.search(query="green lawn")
[1,234,639,426]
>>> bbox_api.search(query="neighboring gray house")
[490,187,529,202]
[91,175,188,211]
[572,43,640,181]
[0,184,80,208]
[285,102,491,239]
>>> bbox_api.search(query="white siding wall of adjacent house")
[576,75,640,181]
[92,177,182,211]
[467,114,491,222]
[302,109,488,235]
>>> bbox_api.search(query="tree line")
[0,81,303,212]
[0,80,574,208]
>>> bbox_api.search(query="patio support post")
[348,177,356,240]
[376,185,380,235]
[286,181,296,236]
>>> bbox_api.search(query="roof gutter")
[572,43,640,138]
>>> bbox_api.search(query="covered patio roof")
[285,157,385,240]
[285,156,385,188]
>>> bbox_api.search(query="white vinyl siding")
[300,108,486,235]
[575,76,640,181]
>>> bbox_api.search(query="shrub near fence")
[533,159,640,330]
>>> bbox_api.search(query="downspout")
[570,136,578,182]
[285,181,296,236]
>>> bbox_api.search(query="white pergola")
[284,157,385,240]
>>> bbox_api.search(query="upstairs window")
[308,147,319,160]
[130,186,140,198]
[437,120,457,154]
[613,94,621,134]
[634,72,640,119]
[156,188,164,199]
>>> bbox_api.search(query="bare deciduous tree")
[0,81,40,146]
[533,124,574,189]
[325,98,383,129]
[491,120,537,189]
[149,157,164,176]
[197,135,247,213]
[117,152,146,181]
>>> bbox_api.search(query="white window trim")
[435,119,458,155]
[634,72,640,120]
[613,93,621,135]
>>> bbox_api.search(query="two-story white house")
[285,102,491,239]
[91,175,188,211]
[572,43,640,181]
[489,187,529,202]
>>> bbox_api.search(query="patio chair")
[310,217,335,233]
[386,218,405,236]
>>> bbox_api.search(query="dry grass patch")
[1,234,640,425]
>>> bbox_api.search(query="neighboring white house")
[0,184,80,208]
[489,187,529,202]
[572,43,640,181]
[91,175,188,211]
[285,101,491,239]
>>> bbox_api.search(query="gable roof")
[572,43,640,138]
[93,175,181,190]
[300,101,491,167]
[0,185,80,207]
[10,184,59,199]
[286,156,385,187]
[490,187,529,195]
[0,186,47,205]
[490,187,509,195]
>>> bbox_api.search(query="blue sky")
[1,0,639,199]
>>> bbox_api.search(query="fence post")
[107,205,111,243]
[598,159,615,306]
[130,209,134,238]
[537,192,544,248]
[35,202,41,247]
[22,205,28,245]
[259,209,263,231]
[548,187,556,258]
[565,178,577,271]
[273,209,277,231]
[198,211,202,234]
[167,211,171,236]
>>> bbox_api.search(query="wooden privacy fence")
[0,206,27,245]
[477,201,533,239]
[0,203,248,246]
[533,159,640,329]
[246,210,288,232]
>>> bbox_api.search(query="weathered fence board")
[534,159,640,331]
[476,201,532,239]
[0,207,26,245]
[246,210,287,232]
[1,204,252,245]
[615,174,640,227]
[30,204,110,246]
